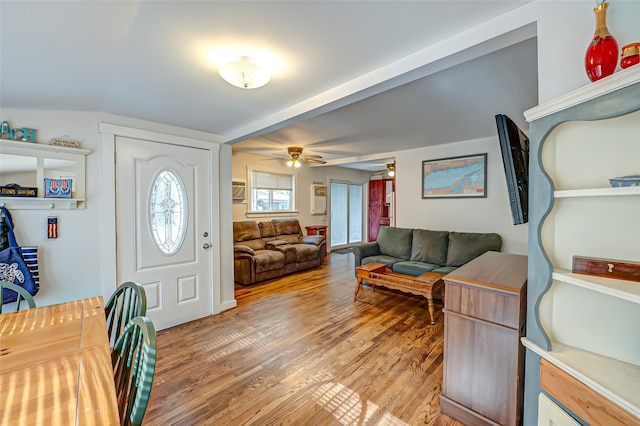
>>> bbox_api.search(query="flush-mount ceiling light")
[219,56,270,89]
[387,163,395,177]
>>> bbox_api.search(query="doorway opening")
[329,181,363,250]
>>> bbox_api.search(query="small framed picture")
[44,178,73,198]
[422,153,487,198]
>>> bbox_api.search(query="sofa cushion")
[293,244,320,263]
[272,218,303,245]
[377,226,413,260]
[274,244,297,264]
[445,232,502,267]
[392,261,440,277]
[253,250,285,273]
[432,266,457,275]
[362,255,402,269]
[410,229,449,265]
[233,221,264,251]
[259,221,277,239]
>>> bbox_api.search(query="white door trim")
[99,123,236,316]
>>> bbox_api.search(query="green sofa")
[353,226,502,276]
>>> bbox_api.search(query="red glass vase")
[585,2,619,82]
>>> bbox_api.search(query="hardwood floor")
[144,252,462,426]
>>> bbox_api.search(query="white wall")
[231,151,371,241]
[535,0,640,103]
[1,108,233,310]
[394,137,528,255]
[391,0,640,257]
[3,0,638,312]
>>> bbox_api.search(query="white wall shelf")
[555,186,640,198]
[552,270,640,304]
[0,139,90,209]
[0,197,85,210]
[523,69,640,424]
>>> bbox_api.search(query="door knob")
[203,243,211,249]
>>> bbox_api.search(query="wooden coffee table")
[355,262,445,324]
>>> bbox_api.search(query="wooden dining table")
[0,296,119,425]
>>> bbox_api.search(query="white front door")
[116,136,212,330]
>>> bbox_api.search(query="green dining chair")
[112,316,157,426]
[105,281,147,348]
[0,281,36,313]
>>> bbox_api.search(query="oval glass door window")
[150,169,187,255]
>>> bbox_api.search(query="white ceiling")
[0,1,538,172]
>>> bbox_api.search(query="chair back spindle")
[105,282,147,347]
[0,281,36,313]
[112,316,157,426]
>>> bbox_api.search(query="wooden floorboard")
[144,252,463,426]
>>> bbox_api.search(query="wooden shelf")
[554,186,640,198]
[522,338,640,419]
[553,270,640,304]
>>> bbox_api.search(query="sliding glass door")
[330,181,363,249]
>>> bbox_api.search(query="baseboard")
[217,299,237,313]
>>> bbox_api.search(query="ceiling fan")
[269,147,327,167]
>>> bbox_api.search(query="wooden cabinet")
[440,251,527,426]
[521,68,640,425]
[368,178,394,241]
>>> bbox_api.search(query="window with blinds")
[249,169,295,213]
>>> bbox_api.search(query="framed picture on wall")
[422,153,487,198]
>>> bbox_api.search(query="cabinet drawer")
[445,282,522,329]
[540,359,639,426]
[537,393,580,426]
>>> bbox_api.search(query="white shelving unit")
[523,67,640,425]
[0,139,91,209]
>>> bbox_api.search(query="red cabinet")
[368,178,394,241]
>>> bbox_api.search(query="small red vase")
[585,2,619,82]
[621,43,640,69]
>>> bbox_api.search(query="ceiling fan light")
[219,56,270,89]
[286,159,294,167]
[294,159,301,168]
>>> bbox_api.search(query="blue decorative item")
[609,175,640,187]
[0,206,39,304]
[21,128,37,142]
[0,120,37,141]
[44,178,72,198]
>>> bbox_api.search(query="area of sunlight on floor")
[189,326,273,362]
[313,381,408,426]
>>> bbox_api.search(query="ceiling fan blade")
[302,154,323,159]
[303,157,327,164]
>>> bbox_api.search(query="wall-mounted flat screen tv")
[495,114,529,225]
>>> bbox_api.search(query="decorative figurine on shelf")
[585,0,619,82]
[0,120,37,142]
[621,42,640,69]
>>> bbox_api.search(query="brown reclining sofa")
[233,218,326,285]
